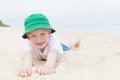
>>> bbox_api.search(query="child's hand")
[36,65,55,75]
[17,65,32,77]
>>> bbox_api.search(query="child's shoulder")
[24,39,33,45]
[49,33,59,40]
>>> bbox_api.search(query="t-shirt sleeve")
[24,39,36,53]
[49,34,64,54]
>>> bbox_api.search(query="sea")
[10,25,120,35]
[55,25,120,35]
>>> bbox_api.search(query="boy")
[17,13,80,77]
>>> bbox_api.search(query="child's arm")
[45,49,58,67]
[36,49,58,75]
[17,51,33,77]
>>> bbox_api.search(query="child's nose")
[36,36,44,42]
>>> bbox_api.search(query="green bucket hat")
[22,13,55,39]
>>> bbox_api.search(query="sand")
[0,27,120,80]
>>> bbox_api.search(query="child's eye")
[39,33,47,37]
[41,33,45,35]
[30,35,36,38]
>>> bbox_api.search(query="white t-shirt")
[24,34,64,59]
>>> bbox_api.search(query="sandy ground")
[0,27,120,80]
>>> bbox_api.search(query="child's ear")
[26,33,30,39]
[49,29,52,34]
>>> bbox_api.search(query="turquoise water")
[55,25,120,34]
[10,25,120,34]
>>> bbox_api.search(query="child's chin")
[36,45,45,49]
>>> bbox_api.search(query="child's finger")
[24,69,31,77]
[17,70,21,76]
[27,69,32,76]
[45,69,50,74]
[36,68,41,75]
[20,70,25,77]
[47,69,55,74]
[17,68,22,76]
[41,68,53,75]
[24,71,28,77]
[35,68,39,73]
[20,69,27,77]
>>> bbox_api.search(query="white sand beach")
[0,27,120,80]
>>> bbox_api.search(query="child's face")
[27,28,51,50]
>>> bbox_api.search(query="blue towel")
[61,43,69,51]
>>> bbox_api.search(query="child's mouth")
[36,42,45,46]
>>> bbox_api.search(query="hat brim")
[22,29,55,39]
